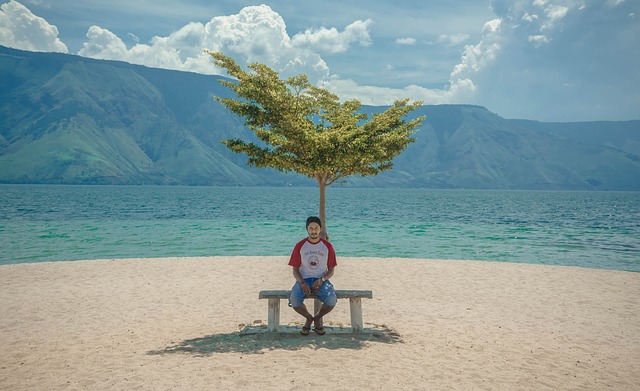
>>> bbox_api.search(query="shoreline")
[4,255,639,273]
[1,256,639,390]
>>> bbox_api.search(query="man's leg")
[313,281,337,331]
[293,304,314,330]
[290,283,314,334]
[313,304,335,329]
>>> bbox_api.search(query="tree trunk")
[316,177,329,240]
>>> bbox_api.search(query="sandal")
[313,326,326,335]
[300,326,311,336]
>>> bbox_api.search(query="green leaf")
[209,51,425,187]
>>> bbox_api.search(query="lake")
[1,185,638,272]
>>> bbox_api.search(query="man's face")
[307,222,321,242]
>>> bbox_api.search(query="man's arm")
[312,267,334,292]
[323,268,335,280]
[293,267,311,295]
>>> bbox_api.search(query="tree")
[208,51,425,239]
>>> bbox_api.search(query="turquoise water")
[1,185,638,272]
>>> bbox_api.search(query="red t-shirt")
[288,238,337,279]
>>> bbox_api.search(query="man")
[288,216,337,335]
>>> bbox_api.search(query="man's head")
[306,216,322,242]
[306,216,322,229]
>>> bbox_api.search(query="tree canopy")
[208,51,425,236]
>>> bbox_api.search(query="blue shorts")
[289,278,337,308]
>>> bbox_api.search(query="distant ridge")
[1,46,639,189]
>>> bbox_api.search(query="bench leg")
[267,298,280,332]
[349,297,364,332]
[314,298,321,316]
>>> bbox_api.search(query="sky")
[0,0,638,122]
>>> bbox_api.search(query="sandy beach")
[1,256,638,390]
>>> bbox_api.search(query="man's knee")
[324,297,337,307]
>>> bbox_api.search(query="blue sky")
[1,0,638,122]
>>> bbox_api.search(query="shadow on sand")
[148,324,402,356]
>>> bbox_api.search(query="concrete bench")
[259,289,373,333]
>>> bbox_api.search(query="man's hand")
[312,279,323,293]
[294,268,311,295]
[301,281,311,295]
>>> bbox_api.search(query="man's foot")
[300,316,313,336]
[313,326,326,335]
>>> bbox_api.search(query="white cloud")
[607,0,626,6]
[316,20,503,106]
[0,0,67,52]
[447,19,502,97]
[319,77,452,105]
[291,19,372,54]
[127,33,140,44]
[202,6,290,62]
[395,37,416,45]
[2,0,639,121]
[528,34,549,46]
[437,33,470,46]
[73,5,374,83]
[463,0,640,120]
[79,26,127,60]
[540,4,569,31]
[78,25,197,72]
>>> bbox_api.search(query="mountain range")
[1,46,639,190]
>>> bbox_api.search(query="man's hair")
[306,216,322,228]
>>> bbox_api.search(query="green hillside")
[1,46,639,189]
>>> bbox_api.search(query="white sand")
[1,256,638,390]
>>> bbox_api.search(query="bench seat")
[259,289,373,332]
